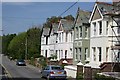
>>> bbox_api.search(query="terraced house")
[41,19,74,64]
[89,2,120,69]
[73,8,91,64]
[41,26,51,58]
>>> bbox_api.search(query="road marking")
[1,64,13,80]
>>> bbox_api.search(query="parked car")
[41,65,67,80]
[16,59,26,66]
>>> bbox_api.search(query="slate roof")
[77,8,91,25]
[59,19,74,31]
[52,23,59,33]
[96,2,120,16]
[42,27,51,36]
[96,2,120,26]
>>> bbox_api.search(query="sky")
[1,0,113,35]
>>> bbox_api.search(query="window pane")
[51,66,62,70]
[99,21,102,35]
[93,22,96,35]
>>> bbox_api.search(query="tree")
[27,27,42,59]
[63,15,75,21]
[43,15,74,28]
[46,16,62,23]
[2,34,16,55]
[7,32,26,59]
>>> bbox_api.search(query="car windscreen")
[19,60,25,62]
[51,66,62,70]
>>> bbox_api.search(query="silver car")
[16,59,26,66]
[41,65,67,80]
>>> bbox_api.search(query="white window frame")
[79,26,82,38]
[93,22,96,36]
[106,21,109,35]
[85,26,88,38]
[75,48,78,60]
[79,48,81,61]
[98,47,102,62]
[85,48,88,60]
[92,47,96,61]
[98,21,102,35]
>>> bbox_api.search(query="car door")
[42,66,50,77]
[41,67,46,77]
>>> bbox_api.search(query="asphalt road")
[0,64,9,80]
[2,55,46,80]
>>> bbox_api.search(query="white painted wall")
[64,65,77,78]
[56,31,73,60]
[90,17,118,66]
[41,29,74,62]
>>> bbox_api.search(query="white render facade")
[41,19,74,62]
[55,30,73,60]
[41,27,51,58]
[89,2,120,66]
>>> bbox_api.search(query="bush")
[94,74,115,80]
[76,72,83,80]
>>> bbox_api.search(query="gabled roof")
[51,23,59,34]
[96,2,119,15]
[89,2,120,22]
[113,0,120,6]
[42,27,51,37]
[75,8,91,26]
[105,11,120,26]
[97,2,120,26]
[58,19,74,32]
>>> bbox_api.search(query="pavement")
[0,64,11,80]
[26,63,41,73]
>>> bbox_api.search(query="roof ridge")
[79,8,91,13]
[96,1,113,6]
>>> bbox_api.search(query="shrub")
[94,74,115,80]
[76,72,84,80]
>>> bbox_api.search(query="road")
[2,55,46,80]
[0,64,9,80]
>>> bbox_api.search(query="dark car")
[41,65,67,80]
[16,59,26,66]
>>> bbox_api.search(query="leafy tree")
[43,16,61,28]
[43,15,74,28]
[7,32,26,59]
[27,27,42,59]
[63,15,75,21]
[2,34,16,55]
[46,16,62,23]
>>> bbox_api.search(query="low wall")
[100,62,120,72]
[64,65,77,78]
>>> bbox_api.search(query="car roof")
[47,65,61,67]
[17,59,25,61]
[47,65,60,66]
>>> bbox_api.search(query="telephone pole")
[25,37,27,60]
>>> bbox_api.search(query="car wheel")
[47,75,50,80]
[41,75,43,78]
[40,74,43,78]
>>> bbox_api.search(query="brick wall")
[100,62,120,72]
